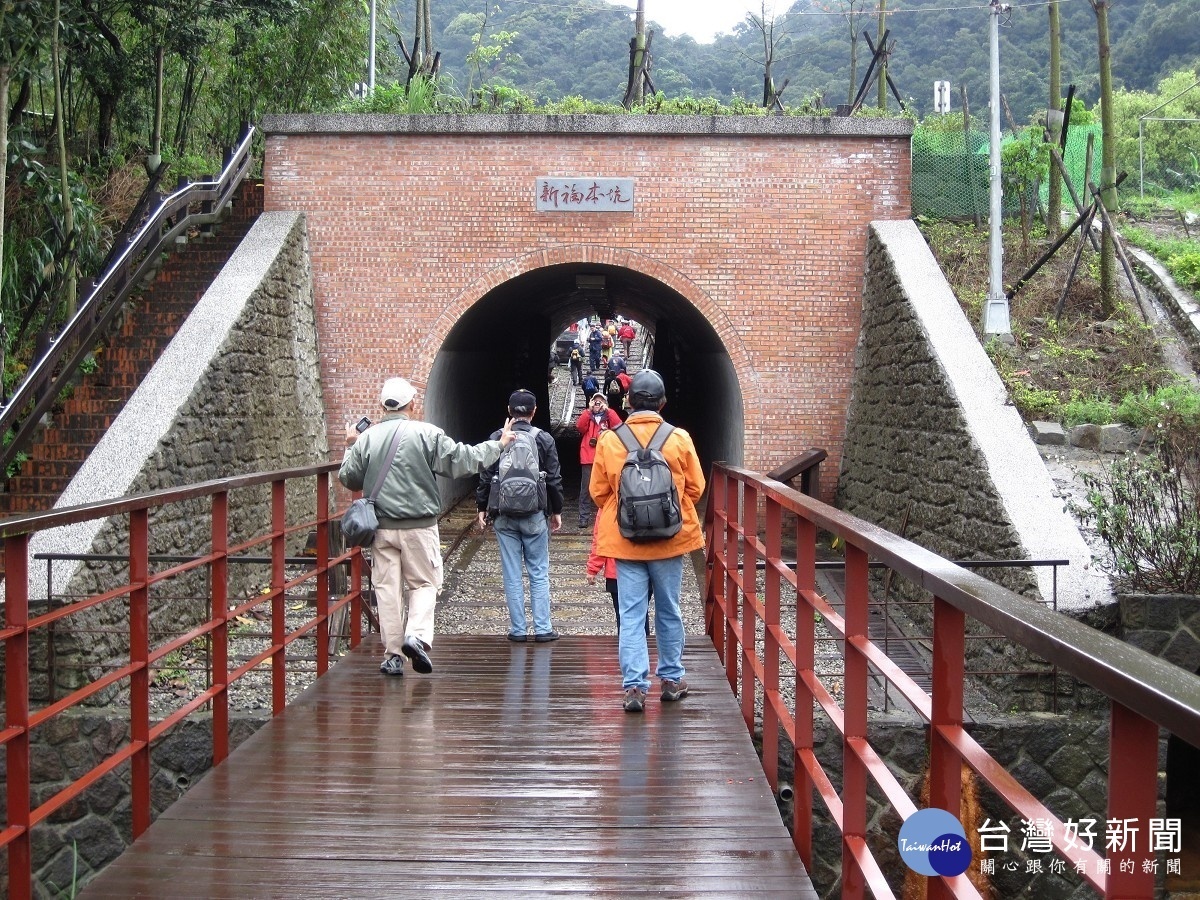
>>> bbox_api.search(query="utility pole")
[368,0,377,93]
[981,0,1012,340]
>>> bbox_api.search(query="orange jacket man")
[590,369,705,712]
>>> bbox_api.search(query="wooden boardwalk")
[81,635,816,898]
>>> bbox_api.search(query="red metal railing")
[704,463,1200,899]
[0,462,366,899]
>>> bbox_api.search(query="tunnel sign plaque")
[536,178,633,212]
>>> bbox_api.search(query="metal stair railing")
[0,126,257,480]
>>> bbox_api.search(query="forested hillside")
[393,0,1198,122]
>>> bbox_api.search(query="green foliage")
[1115,382,1200,431]
[1111,68,1200,196]
[1061,395,1115,427]
[5,451,30,480]
[1076,449,1200,594]
[1121,224,1200,290]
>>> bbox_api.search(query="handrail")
[0,460,369,899]
[0,126,257,478]
[765,447,827,497]
[705,462,1200,899]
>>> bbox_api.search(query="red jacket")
[576,407,622,465]
[618,323,635,342]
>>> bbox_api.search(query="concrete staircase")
[0,181,264,515]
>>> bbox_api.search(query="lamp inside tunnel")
[424,261,744,508]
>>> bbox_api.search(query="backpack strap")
[365,421,406,502]
[614,423,642,453]
[646,423,674,451]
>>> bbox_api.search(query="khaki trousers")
[372,525,442,656]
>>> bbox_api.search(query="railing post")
[211,491,230,764]
[842,542,869,898]
[129,508,151,838]
[739,481,758,731]
[704,467,727,651]
[6,533,33,899]
[794,512,817,867]
[723,473,740,690]
[928,594,966,900]
[316,474,331,672]
[762,497,782,798]
[271,480,287,716]
[1106,702,1158,898]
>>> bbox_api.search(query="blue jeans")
[616,556,685,692]
[494,514,553,637]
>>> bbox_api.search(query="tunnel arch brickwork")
[262,114,913,495]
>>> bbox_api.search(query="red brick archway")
[262,115,913,497]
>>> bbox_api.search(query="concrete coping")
[260,113,915,138]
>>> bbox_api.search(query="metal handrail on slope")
[0,126,257,479]
[705,462,1200,899]
[0,461,363,900]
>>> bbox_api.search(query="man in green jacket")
[340,377,514,676]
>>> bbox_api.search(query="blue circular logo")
[898,808,972,877]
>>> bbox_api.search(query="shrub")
[1061,395,1115,427]
[1116,382,1200,430]
[1076,449,1200,594]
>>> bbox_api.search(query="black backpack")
[489,427,546,517]
[614,423,682,541]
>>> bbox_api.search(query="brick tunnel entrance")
[426,260,741,489]
[261,113,913,503]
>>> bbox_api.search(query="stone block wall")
[837,221,1111,624]
[24,212,329,697]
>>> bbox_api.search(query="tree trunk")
[1091,0,1117,316]
[629,0,646,107]
[876,0,886,111]
[1047,0,1062,239]
[0,61,10,330]
[53,0,77,318]
[847,33,858,106]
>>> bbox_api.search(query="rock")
[1099,423,1136,453]
[1030,421,1066,445]
[1067,423,1102,450]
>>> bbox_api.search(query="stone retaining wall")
[24,211,329,697]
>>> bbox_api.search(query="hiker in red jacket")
[575,392,621,529]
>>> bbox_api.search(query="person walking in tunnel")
[575,392,622,529]
[340,377,514,677]
[587,325,604,372]
[618,320,636,357]
[476,389,565,642]
[603,352,626,396]
[581,372,600,406]
[569,344,584,386]
[590,369,705,713]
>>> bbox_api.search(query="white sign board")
[536,178,634,212]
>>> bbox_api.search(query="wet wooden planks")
[81,635,816,898]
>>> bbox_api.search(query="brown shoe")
[660,679,689,701]
[622,687,647,713]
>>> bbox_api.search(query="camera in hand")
[355,416,372,433]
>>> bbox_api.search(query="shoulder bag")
[341,422,406,547]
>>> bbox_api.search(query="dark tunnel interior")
[424,263,744,504]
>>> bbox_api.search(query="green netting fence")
[912,122,1103,220]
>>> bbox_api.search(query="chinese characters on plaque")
[536,178,634,212]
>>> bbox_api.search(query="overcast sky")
[612,1,769,44]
